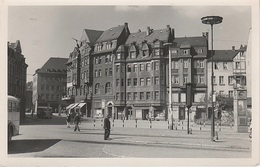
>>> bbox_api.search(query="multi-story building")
[64,23,212,121]
[33,57,68,112]
[8,40,28,120]
[170,35,208,121]
[64,29,103,116]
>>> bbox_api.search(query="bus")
[8,95,20,144]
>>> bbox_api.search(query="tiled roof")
[37,57,68,73]
[96,24,125,42]
[81,29,103,46]
[173,36,207,47]
[125,28,171,45]
[208,50,239,62]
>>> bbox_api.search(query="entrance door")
[108,107,112,117]
[142,109,149,120]
[179,107,185,120]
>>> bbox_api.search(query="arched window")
[105,82,112,94]
[95,83,100,94]
[72,87,76,96]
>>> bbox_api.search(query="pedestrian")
[66,113,71,128]
[73,112,81,132]
[103,114,111,140]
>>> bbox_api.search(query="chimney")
[172,28,175,38]
[124,22,128,28]
[147,26,151,35]
[232,46,235,51]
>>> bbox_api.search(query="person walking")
[103,114,111,140]
[73,112,81,132]
[66,113,71,128]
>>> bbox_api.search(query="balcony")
[61,95,75,101]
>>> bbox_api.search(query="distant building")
[33,57,68,112]
[8,40,28,120]
[25,81,33,112]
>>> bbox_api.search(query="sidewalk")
[80,117,251,152]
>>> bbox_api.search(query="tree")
[216,94,234,124]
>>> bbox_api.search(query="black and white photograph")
[1,0,259,166]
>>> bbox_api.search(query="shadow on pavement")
[21,115,67,126]
[8,139,61,154]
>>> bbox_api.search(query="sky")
[7,5,252,82]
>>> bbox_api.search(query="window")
[116,79,120,86]
[97,45,102,51]
[127,92,132,100]
[228,76,233,85]
[200,61,204,68]
[41,85,44,91]
[133,78,137,86]
[174,61,179,69]
[183,49,189,55]
[106,43,111,50]
[105,82,112,93]
[133,64,138,72]
[154,49,160,56]
[130,52,136,59]
[200,76,205,84]
[146,78,151,85]
[172,93,179,102]
[155,62,159,70]
[219,76,224,84]
[133,92,138,100]
[194,93,205,102]
[140,78,145,86]
[127,79,131,86]
[117,53,121,60]
[228,91,233,98]
[154,91,159,100]
[127,65,131,72]
[198,49,203,53]
[223,62,228,70]
[146,63,151,71]
[184,60,189,68]
[105,55,111,63]
[219,90,224,95]
[146,92,151,100]
[155,77,159,85]
[105,68,108,76]
[140,92,144,100]
[95,57,99,64]
[180,93,186,102]
[81,72,84,79]
[235,62,240,69]
[140,64,144,71]
[98,69,102,77]
[214,62,219,70]
[171,50,178,54]
[183,75,188,84]
[143,50,149,57]
[116,93,119,100]
[95,70,98,77]
[109,68,112,76]
[121,79,124,86]
[95,83,100,94]
[173,76,179,84]
[116,65,120,73]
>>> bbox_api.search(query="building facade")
[25,81,33,113]
[8,40,28,120]
[64,23,212,121]
[33,57,68,112]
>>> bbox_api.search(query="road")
[8,114,251,158]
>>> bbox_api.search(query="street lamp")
[164,42,173,130]
[201,16,223,141]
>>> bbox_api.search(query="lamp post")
[201,16,223,141]
[164,42,173,130]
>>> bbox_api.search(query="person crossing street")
[103,114,111,140]
[73,112,81,132]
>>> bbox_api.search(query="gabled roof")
[96,24,126,42]
[208,50,239,62]
[173,36,207,47]
[125,28,171,45]
[80,29,103,46]
[37,57,68,73]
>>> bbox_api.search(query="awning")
[70,103,79,110]
[76,103,86,108]
[66,103,74,110]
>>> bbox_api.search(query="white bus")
[8,95,20,144]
